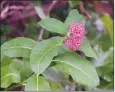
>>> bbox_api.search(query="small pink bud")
[64,22,86,51]
[69,23,86,38]
[64,37,83,51]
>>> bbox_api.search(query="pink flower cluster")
[64,23,86,51]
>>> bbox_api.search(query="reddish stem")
[80,1,92,20]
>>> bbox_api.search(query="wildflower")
[64,23,86,51]
[69,23,86,38]
[64,37,83,51]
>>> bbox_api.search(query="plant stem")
[37,28,44,41]
[37,1,58,42]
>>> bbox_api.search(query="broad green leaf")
[80,38,97,59]
[49,81,63,91]
[25,75,51,91]
[10,59,24,71]
[1,52,4,61]
[101,14,113,44]
[1,55,12,66]
[30,37,63,74]
[38,18,68,34]
[58,44,70,54]
[1,65,20,88]
[54,52,99,86]
[52,63,70,79]
[65,9,83,28]
[10,59,33,81]
[42,67,67,82]
[19,63,33,81]
[1,37,36,58]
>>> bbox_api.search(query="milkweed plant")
[1,9,111,91]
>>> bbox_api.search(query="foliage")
[1,9,101,91]
[1,0,113,91]
[101,14,113,44]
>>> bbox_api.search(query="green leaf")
[1,52,4,61]
[49,81,63,91]
[25,75,51,91]
[1,55,12,66]
[98,33,112,52]
[1,65,20,88]
[65,9,83,28]
[94,47,113,82]
[1,37,36,58]
[19,63,33,81]
[96,54,113,82]
[97,65,113,82]
[80,38,97,59]
[101,14,113,44]
[54,52,99,86]
[38,18,68,34]
[105,82,114,89]
[42,67,67,82]
[30,37,63,74]
[98,80,113,89]
[10,59,33,81]
[52,63,70,79]
[10,59,24,71]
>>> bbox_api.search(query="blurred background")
[0,0,114,91]
[0,0,113,43]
